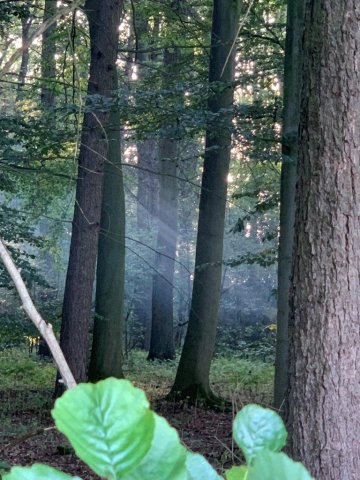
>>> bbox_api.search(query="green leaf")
[52,378,155,479]
[225,465,248,480]
[123,413,187,480]
[3,464,81,480]
[233,404,287,463]
[248,451,314,480]
[185,452,223,480]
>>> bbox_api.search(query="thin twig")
[220,0,255,79]
[1,426,56,453]
[0,1,82,77]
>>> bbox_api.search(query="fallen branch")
[0,426,56,453]
[0,239,76,389]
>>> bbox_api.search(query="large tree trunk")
[273,0,304,411]
[41,0,57,108]
[286,1,360,478]
[169,0,239,403]
[56,0,122,393]
[88,108,125,381]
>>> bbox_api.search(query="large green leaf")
[52,378,155,479]
[233,404,286,463]
[225,465,248,480]
[3,464,81,480]
[185,452,223,480]
[123,413,187,480]
[248,451,314,480]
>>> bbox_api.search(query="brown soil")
[0,387,250,478]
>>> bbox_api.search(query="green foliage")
[233,404,287,463]
[216,323,276,363]
[247,451,312,480]
[185,453,222,480]
[4,464,80,480]
[225,466,248,480]
[3,379,313,480]
[123,414,187,480]
[0,348,55,389]
[52,379,155,478]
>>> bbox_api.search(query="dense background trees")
[0,0,284,389]
[0,0,282,365]
[1,1,359,477]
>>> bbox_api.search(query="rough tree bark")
[56,0,122,393]
[286,1,360,478]
[169,0,239,403]
[273,0,304,411]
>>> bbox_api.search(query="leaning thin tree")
[0,239,76,390]
[286,1,360,478]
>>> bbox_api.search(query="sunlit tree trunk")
[273,0,304,411]
[41,0,57,108]
[286,1,360,478]
[133,13,158,349]
[148,138,178,360]
[169,0,239,403]
[148,47,179,361]
[17,11,31,99]
[56,0,122,393]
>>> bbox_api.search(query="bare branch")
[0,0,83,78]
[0,239,76,389]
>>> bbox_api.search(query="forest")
[0,0,359,479]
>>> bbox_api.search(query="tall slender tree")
[286,1,360,478]
[133,11,158,349]
[169,0,240,403]
[148,47,180,361]
[88,107,125,381]
[56,0,123,391]
[41,0,57,108]
[273,0,304,410]
[17,6,32,99]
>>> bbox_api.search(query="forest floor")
[0,349,274,478]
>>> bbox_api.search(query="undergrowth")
[0,348,274,418]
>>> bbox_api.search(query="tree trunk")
[88,108,125,381]
[148,43,179,361]
[17,13,31,99]
[148,129,178,360]
[169,0,239,403]
[41,0,57,108]
[56,0,122,394]
[286,1,360,478]
[133,13,158,349]
[273,0,304,411]
[134,137,157,350]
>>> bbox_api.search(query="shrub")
[216,323,276,363]
[3,378,313,480]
